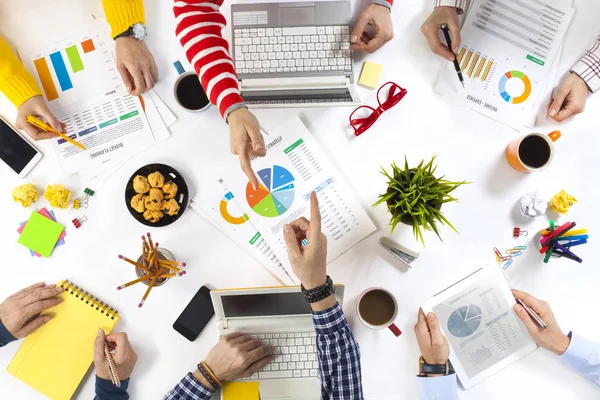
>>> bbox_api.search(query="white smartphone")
[0,116,42,177]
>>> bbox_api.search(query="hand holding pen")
[94,329,138,385]
[512,289,571,355]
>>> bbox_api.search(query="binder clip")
[73,188,95,209]
[72,216,87,229]
[378,237,419,269]
[513,227,528,238]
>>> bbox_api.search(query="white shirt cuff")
[416,373,458,400]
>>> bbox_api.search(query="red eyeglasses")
[349,82,408,136]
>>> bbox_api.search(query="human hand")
[283,192,327,290]
[94,330,138,380]
[420,7,461,61]
[16,96,64,140]
[512,290,571,355]
[547,73,589,122]
[0,283,63,338]
[115,37,158,95]
[227,108,266,189]
[350,4,393,53]
[414,309,450,367]
[200,332,274,383]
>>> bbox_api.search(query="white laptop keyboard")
[233,26,352,74]
[239,332,319,380]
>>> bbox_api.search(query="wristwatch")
[418,356,453,377]
[114,22,147,41]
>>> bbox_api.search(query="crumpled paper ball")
[44,184,71,209]
[519,191,547,219]
[549,190,577,214]
[11,184,38,207]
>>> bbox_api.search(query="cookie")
[148,171,165,188]
[12,184,38,207]
[162,199,180,216]
[144,188,164,211]
[130,194,146,213]
[143,209,164,223]
[133,175,150,194]
[162,181,178,200]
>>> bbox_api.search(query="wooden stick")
[118,255,153,274]
[138,267,163,308]
[116,273,155,290]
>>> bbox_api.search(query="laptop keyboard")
[239,332,319,380]
[233,26,352,74]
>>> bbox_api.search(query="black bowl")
[125,163,189,227]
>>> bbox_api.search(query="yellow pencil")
[27,115,86,150]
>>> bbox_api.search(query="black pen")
[440,24,465,89]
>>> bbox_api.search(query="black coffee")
[518,135,551,169]
[176,74,210,110]
[359,290,396,326]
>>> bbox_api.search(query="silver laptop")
[212,285,345,400]
[231,1,360,108]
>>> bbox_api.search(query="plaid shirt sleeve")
[571,36,600,93]
[163,372,214,400]
[312,302,364,400]
[434,0,466,13]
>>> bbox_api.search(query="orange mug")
[506,130,561,172]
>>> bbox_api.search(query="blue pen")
[556,234,588,242]
[565,239,587,248]
[553,242,583,263]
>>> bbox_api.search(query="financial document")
[422,264,537,388]
[223,117,376,268]
[435,0,574,129]
[19,21,155,176]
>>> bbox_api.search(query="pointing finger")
[308,192,321,237]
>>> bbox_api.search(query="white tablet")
[422,264,537,389]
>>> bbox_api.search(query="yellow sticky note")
[223,382,260,400]
[358,61,383,89]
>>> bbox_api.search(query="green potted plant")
[373,156,468,245]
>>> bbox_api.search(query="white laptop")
[231,1,360,108]
[212,285,345,399]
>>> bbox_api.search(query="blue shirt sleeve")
[0,319,16,347]
[560,331,600,386]
[163,372,214,400]
[416,373,458,400]
[94,376,130,400]
[312,302,364,400]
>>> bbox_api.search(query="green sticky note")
[18,211,64,257]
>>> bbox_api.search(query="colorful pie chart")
[219,191,249,225]
[498,70,531,104]
[246,165,295,218]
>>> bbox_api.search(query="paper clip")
[511,251,523,257]
[493,247,503,259]
[503,258,514,270]
[73,188,95,209]
[72,216,87,229]
[514,245,527,250]
[513,227,528,238]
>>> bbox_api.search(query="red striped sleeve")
[174,0,244,118]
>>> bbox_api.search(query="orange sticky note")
[222,382,259,400]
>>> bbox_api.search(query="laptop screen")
[222,292,311,318]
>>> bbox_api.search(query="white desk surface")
[0,0,599,398]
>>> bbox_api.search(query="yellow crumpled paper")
[11,184,38,207]
[549,190,577,214]
[44,184,71,209]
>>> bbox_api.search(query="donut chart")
[498,70,531,104]
[246,165,295,218]
[219,191,249,225]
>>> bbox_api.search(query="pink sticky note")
[17,209,66,257]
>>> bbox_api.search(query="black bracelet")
[301,276,335,303]
[197,363,219,389]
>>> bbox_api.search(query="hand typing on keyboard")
[227,108,266,190]
[194,331,275,387]
[350,4,394,53]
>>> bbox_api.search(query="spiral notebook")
[7,280,120,400]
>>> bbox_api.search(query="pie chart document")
[421,264,537,389]
[224,116,376,268]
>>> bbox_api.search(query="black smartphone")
[173,286,215,341]
[0,116,42,177]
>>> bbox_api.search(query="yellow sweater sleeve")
[102,0,146,39]
[0,36,42,107]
